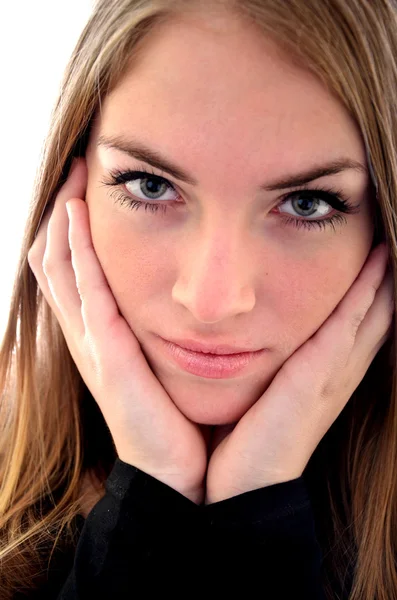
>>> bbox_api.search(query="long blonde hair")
[1,1,397,598]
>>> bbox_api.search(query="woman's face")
[85,12,375,425]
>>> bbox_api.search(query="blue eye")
[100,168,361,231]
[101,169,178,215]
[276,187,360,232]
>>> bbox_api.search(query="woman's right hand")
[28,157,208,505]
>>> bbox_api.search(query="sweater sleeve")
[56,460,325,599]
[56,458,203,598]
[203,477,325,599]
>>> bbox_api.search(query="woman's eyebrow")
[97,133,368,191]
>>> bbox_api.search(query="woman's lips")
[158,337,266,379]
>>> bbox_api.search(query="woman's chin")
[157,373,270,425]
[174,397,249,425]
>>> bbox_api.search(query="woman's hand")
[205,242,394,504]
[28,157,208,505]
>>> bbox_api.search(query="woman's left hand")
[205,243,394,504]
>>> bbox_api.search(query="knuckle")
[349,311,366,337]
[42,256,55,277]
[27,245,40,266]
[349,292,375,337]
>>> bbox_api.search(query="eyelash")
[100,167,361,233]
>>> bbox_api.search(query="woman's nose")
[171,229,256,324]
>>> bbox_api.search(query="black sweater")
[22,458,328,599]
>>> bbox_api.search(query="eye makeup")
[100,166,361,233]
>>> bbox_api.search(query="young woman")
[0,0,396,598]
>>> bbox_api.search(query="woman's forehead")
[89,13,368,187]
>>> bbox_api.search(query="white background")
[0,1,94,344]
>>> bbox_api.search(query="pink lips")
[164,337,262,355]
[158,337,266,379]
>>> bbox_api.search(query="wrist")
[116,454,204,504]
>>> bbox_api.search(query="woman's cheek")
[90,215,174,319]
[265,246,368,359]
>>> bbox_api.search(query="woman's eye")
[277,192,333,220]
[124,173,179,202]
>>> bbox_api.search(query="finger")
[29,158,85,263]
[309,243,389,368]
[352,267,394,367]
[66,198,123,342]
[41,158,88,338]
[28,206,55,307]
[28,158,86,325]
[335,243,389,341]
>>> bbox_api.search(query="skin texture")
[84,11,375,428]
